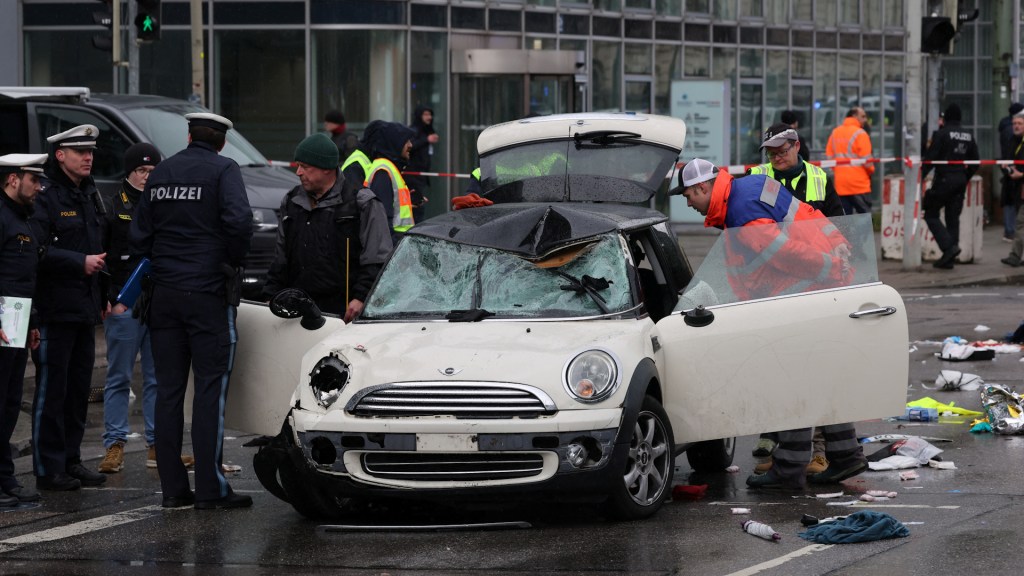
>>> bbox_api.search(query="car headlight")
[563,349,620,403]
[309,355,349,408]
[252,207,279,232]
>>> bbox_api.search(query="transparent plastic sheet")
[678,214,878,310]
[979,384,1024,434]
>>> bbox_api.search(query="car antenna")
[564,125,572,201]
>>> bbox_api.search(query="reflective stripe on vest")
[829,128,868,159]
[471,167,481,181]
[364,158,415,232]
[342,149,371,177]
[749,162,828,202]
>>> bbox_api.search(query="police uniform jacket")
[262,171,392,307]
[922,121,980,181]
[102,179,144,303]
[0,190,41,300]
[30,165,105,324]
[130,141,253,295]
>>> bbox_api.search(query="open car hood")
[476,113,686,204]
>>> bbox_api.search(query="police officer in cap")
[0,153,48,506]
[31,125,109,491]
[130,112,254,509]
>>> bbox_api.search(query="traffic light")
[92,0,113,52]
[135,0,161,42]
[921,16,956,54]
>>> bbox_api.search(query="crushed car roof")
[408,202,668,258]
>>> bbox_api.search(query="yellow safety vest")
[364,158,415,232]
[748,161,828,203]
[342,149,371,178]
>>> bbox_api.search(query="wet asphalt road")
[2,286,1024,575]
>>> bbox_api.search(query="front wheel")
[604,395,675,521]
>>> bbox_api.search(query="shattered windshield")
[479,138,678,203]
[676,214,879,310]
[362,233,634,320]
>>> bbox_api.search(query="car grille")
[346,382,557,418]
[361,452,545,481]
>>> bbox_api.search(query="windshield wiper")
[446,308,495,322]
[573,130,642,148]
[556,271,612,314]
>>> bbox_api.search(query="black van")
[0,87,297,299]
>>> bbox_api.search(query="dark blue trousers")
[31,322,95,478]
[149,286,237,502]
[0,346,29,490]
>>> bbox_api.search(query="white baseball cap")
[679,158,718,188]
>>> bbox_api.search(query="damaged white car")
[229,113,908,520]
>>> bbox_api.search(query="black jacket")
[262,172,392,314]
[407,105,435,173]
[922,121,980,181]
[102,179,145,304]
[30,165,105,324]
[130,141,253,295]
[0,191,41,300]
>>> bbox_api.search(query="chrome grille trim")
[346,382,558,418]
[362,452,546,481]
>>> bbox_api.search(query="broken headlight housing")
[309,355,349,408]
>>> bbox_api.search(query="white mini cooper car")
[230,113,908,521]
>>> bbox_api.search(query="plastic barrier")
[880,175,983,262]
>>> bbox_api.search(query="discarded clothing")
[798,510,910,544]
[925,370,983,392]
[937,341,995,362]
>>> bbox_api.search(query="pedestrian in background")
[130,112,253,509]
[98,143,194,474]
[406,106,439,223]
[826,107,874,215]
[0,153,48,506]
[922,103,979,270]
[779,110,810,163]
[262,133,392,322]
[323,110,359,164]
[361,120,416,244]
[30,125,109,492]
[998,103,1024,242]
[1001,113,1024,268]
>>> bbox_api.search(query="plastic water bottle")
[741,520,781,541]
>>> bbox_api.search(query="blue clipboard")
[116,258,151,307]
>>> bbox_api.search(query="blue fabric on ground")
[798,510,910,544]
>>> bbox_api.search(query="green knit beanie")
[294,133,339,169]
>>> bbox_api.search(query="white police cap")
[46,125,99,149]
[0,153,48,174]
[185,112,233,132]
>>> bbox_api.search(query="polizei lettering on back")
[150,186,204,201]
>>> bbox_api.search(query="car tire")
[604,395,675,521]
[685,437,736,473]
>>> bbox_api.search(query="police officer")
[130,112,254,509]
[31,125,109,491]
[0,153,48,506]
[922,103,980,270]
[261,133,392,322]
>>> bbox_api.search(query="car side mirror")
[269,288,326,330]
[683,304,714,328]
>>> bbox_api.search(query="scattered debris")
[980,384,1024,434]
[741,520,781,541]
[731,507,750,515]
[672,484,707,500]
[798,510,910,544]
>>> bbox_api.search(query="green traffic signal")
[142,15,153,32]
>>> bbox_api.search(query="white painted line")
[0,505,181,554]
[721,544,834,576]
[826,502,960,509]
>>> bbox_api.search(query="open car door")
[654,215,908,444]
[218,301,344,436]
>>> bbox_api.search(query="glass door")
[452,75,525,191]
[529,75,573,116]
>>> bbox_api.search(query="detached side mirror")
[269,288,326,330]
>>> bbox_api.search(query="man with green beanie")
[262,133,392,322]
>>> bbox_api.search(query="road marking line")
[722,544,833,576]
[0,505,178,554]
[826,503,961,509]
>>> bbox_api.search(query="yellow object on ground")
[907,397,983,417]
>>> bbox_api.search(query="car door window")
[677,213,878,310]
[34,105,133,182]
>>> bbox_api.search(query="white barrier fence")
[879,175,984,263]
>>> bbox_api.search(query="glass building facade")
[11,0,1016,218]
